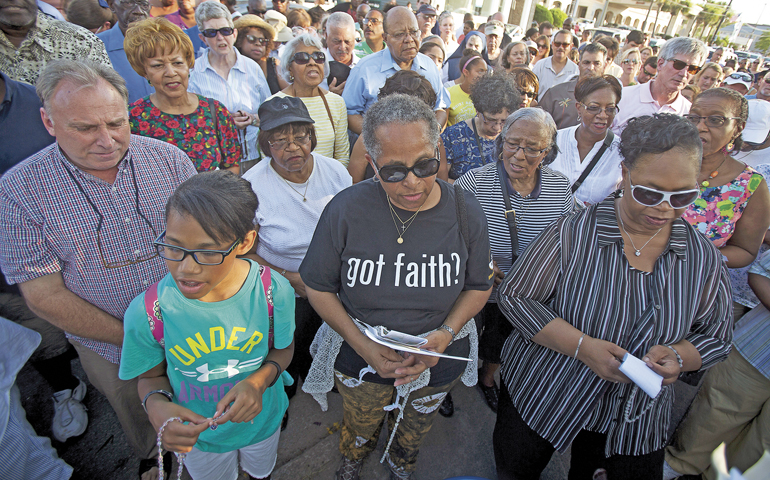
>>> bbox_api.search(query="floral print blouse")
[440,120,496,180]
[129,95,241,172]
[683,165,764,248]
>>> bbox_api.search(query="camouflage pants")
[334,370,460,473]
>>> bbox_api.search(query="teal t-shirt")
[119,260,296,453]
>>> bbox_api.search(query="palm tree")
[662,0,692,36]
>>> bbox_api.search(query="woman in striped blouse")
[493,113,733,480]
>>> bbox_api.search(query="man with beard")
[613,37,707,134]
[0,0,111,84]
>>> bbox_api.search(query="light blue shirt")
[342,47,450,116]
[97,27,154,104]
[188,47,271,160]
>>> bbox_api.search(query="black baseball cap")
[258,96,315,131]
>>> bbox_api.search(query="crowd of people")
[1,1,770,480]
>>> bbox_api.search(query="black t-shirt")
[299,179,493,386]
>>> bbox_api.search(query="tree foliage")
[550,8,567,28]
[534,4,553,25]
[757,30,770,53]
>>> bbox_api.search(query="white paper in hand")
[618,353,663,398]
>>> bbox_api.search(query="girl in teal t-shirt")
[119,171,295,480]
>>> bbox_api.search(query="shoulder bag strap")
[318,89,336,135]
[471,117,485,164]
[259,265,274,349]
[497,160,519,262]
[453,183,470,251]
[144,282,165,347]
[571,130,614,194]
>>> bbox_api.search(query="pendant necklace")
[387,196,422,244]
[700,157,727,187]
[280,174,310,201]
[618,205,663,257]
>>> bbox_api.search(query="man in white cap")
[482,20,504,66]
[722,72,753,96]
[733,99,770,168]
[746,71,770,102]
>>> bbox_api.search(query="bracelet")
[438,324,457,345]
[142,389,173,413]
[574,333,587,359]
[666,344,684,368]
[280,269,287,276]
[262,360,282,388]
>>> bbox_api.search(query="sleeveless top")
[266,57,281,95]
[682,165,764,248]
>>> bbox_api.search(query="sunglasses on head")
[201,27,234,38]
[291,51,325,65]
[374,156,440,183]
[629,176,700,208]
[729,72,753,82]
[668,59,701,75]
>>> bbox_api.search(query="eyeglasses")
[388,28,421,43]
[668,59,701,75]
[628,176,700,208]
[268,133,311,151]
[520,90,536,99]
[291,51,325,65]
[684,114,742,128]
[537,43,548,50]
[201,27,235,38]
[479,112,506,128]
[363,18,382,26]
[373,155,440,182]
[502,140,549,159]
[553,41,571,48]
[641,68,656,77]
[580,104,619,116]
[622,59,639,65]
[245,34,269,45]
[154,231,241,265]
[61,158,158,269]
[728,72,753,82]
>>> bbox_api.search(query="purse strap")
[571,130,614,194]
[497,160,519,262]
[453,183,470,251]
[318,88,336,135]
[144,265,275,349]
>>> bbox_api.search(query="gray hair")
[325,11,355,34]
[495,108,559,166]
[659,37,707,65]
[362,93,440,162]
[279,33,330,83]
[195,0,233,31]
[36,59,128,112]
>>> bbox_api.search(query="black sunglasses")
[291,51,325,65]
[374,156,440,182]
[669,59,701,75]
[521,91,536,99]
[201,27,235,38]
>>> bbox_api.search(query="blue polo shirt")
[97,26,154,104]
[0,72,55,175]
[342,48,450,116]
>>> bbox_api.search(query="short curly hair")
[124,17,195,78]
[619,113,702,171]
[694,87,749,151]
[470,74,521,116]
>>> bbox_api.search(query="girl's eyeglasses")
[154,231,241,265]
[628,176,700,208]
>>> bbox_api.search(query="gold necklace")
[387,196,422,244]
[281,175,310,201]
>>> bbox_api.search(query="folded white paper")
[618,352,663,398]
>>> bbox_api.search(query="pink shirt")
[612,80,691,134]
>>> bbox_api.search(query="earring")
[147,78,151,85]
[289,74,294,82]
[373,174,380,183]
[498,152,503,161]
[727,141,735,152]
[577,115,581,122]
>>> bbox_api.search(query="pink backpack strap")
[259,265,274,349]
[144,282,165,347]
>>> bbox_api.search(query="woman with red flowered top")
[124,17,241,173]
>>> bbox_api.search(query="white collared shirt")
[532,56,579,101]
[612,80,691,134]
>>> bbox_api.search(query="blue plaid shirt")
[0,135,196,364]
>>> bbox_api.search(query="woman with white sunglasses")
[494,113,733,480]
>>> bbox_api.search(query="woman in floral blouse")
[124,17,241,173]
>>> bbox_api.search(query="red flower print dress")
[129,95,241,172]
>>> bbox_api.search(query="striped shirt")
[0,136,196,363]
[188,48,271,160]
[455,162,574,301]
[268,91,350,166]
[497,197,733,456]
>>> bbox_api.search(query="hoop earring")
[373,174,380,183]
[498,152,503,161]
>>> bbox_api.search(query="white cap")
[743,99,770,144]
[723,72,752,91]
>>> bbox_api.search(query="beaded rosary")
[157,411,228,480]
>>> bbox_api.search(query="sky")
[731,0,770,27]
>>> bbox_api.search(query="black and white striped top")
[497,197,733,456]
[455,163,574,302]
